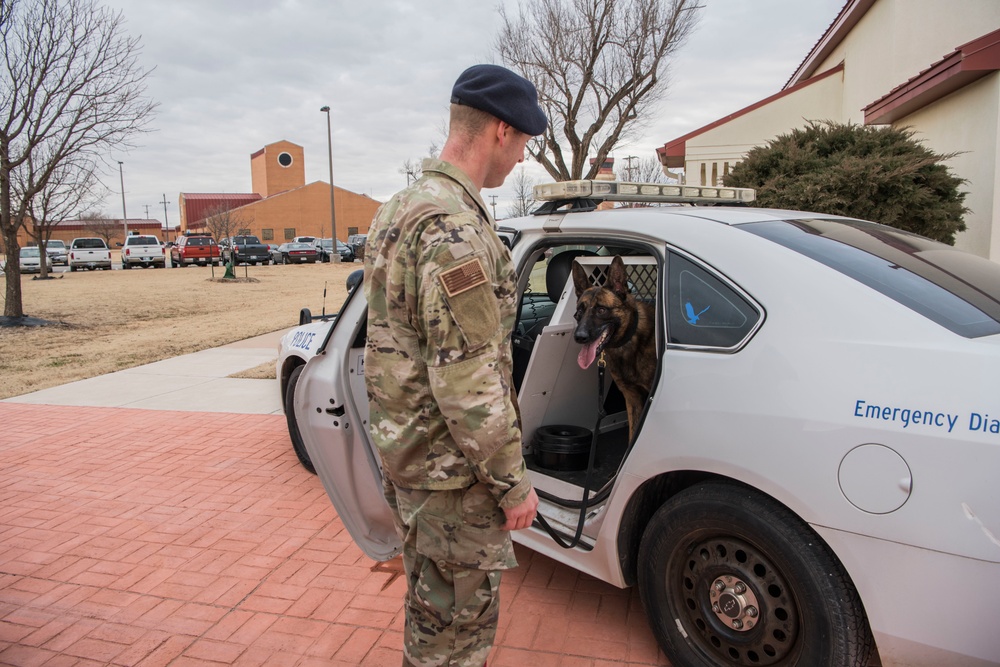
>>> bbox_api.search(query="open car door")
[296,286,402,561]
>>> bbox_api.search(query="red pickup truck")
[171,233,221,267]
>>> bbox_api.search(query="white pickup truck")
[68,237,112,271]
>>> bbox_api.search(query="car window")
[667,252,761,349]
[21,247,40,257]
[740,218,1000,338]
[74,239,106,249]
[187,238,210,246]
[129,237,158,245]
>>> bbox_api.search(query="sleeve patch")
[439,258,488,297]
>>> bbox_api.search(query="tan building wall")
[251,141,306,198]
[199,181,380,243]
[663,0,1000,259]
[14,219,164,250]
[685,68,846,186]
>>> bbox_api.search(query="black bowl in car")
[533,424,592,471]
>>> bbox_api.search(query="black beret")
[451,64,547,137]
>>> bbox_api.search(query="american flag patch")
[439,258,488,297]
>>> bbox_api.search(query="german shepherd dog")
[572,256,656,441]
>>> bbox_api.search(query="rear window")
[186,238,212,246]
[73,239,107,249]
[234,236,261,244]
[740,218,1000,338]
[128,237,158,245]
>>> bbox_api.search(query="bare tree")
[398,138,444,187]
[616,155,674,184]
[0,0,156,317]
[496,0,702,182]
[21,156,105,278]
[201,203,252,242]
[80,211,119,246]
[504,166,537,219]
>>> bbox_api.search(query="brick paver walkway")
[0,404,669,666]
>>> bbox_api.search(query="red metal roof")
[656,64,844,169]
[864,28,1000,125]
[181,193,262,226]
[785,0,874,88]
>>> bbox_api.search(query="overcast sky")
[97,0,845,227]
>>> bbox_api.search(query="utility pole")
[489,195,498,220]
[143,204,151,219]
[118,161,128,240]
[624,155,638,182]
[160,194,171,242]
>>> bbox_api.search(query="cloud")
[99,0,844,225]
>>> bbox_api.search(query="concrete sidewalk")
[2,329,289,415]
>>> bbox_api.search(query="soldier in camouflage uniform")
[364,64,547,667]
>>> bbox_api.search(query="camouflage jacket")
[364,158,532,510]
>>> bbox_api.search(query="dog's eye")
[595,306,608,316]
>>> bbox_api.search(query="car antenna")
[322,281,328,318]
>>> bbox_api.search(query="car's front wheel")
[638,481,872,667]
[284,365,316,474]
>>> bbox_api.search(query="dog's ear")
[572,261,590,297]
[607,256,629,300]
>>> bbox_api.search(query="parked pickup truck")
[221,235,271,265]
[121,234,166,269]
[171,233,220,267]
[68,237,112,271]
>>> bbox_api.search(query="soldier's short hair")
[449,103,496,140]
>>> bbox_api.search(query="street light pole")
[320,105,340,263]
[118,161,128,242]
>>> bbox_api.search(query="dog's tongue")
[578,339,601,369]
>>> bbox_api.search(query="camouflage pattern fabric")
[364,157,531,511]
[365,157,532,665]
[385,479,512,666]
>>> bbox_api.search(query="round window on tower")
[277,152,293,167]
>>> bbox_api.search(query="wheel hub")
[709,576,760,630]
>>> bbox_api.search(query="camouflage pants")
[384,480,517,667]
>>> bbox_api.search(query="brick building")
[12,218,166,251]
[179,140,381,243]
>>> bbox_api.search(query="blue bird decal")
[685,301,710,325]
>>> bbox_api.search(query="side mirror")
[299,308,313,325]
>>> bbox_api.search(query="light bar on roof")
[533,180,756,204]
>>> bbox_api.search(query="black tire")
[284,365,316,474]
[282,255,288,265]
[637,481,872,667]
[69,265,76,272]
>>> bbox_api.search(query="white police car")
[276,180,1000,667]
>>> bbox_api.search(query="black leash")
[533,352,606,550]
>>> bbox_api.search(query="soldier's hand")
[502,487,538,531]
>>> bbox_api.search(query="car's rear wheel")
[638,481,872,667]
[282,255,289,265]
[284,365,316,474]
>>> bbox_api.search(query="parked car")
[220,234,271,266]
[276,179,1000,667]
[19,246,53,274]
[347,233,367,261]
[272,242,318,264]
[292,236,316,245]
[43,240,68,266]
[68,237,112,271]
[120,234,165,269]
[171,233,220,267]
[314,238,354,263]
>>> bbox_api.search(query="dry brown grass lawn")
[0,257,360,399]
